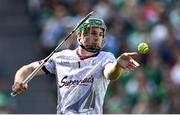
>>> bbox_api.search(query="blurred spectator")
[150,23,168,46]
[39,2,69,55]
[126,69,151,113]
[158,29,178,67]
[170,53,180,85]
[145,48,165,87]
[93,0,112,21]
[169,1,180,43]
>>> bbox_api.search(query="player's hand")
[117,52,140,71]
[12,82,28,96]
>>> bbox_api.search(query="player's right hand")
[12,82,28,96]
[117,52,139,71]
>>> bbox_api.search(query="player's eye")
[90,32,98,36]
[89,32,103,37]
[99,32,104,37]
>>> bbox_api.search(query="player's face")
[82,26,104,48]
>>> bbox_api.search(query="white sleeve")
[102,52,116,67]
[43,55,56,74]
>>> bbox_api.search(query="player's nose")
[92,36,99,41]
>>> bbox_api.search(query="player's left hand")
[117,52,140,71]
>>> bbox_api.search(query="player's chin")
[90,42,99,45]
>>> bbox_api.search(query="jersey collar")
[76,48,99,60]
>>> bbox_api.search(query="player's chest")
[55,58,99,71]
[55,58,102,87]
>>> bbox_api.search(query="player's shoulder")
[99,51,115,57]
[59,49,74,54]
[98,51,116,61]
[53,49,75,58]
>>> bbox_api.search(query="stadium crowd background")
[0,0,180,113]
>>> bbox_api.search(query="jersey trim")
[38,60,51,74]
[76,48,99,60]
[42,66,50,74]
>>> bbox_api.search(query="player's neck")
[77,46,97,57]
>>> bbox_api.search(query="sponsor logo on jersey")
[59,75,94,88]
[57,61,70,66]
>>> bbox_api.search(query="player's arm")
[12,61,46,94]
[14,61,45,82]
[103,61,123,80]
[103,52,139,80]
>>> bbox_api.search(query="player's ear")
[76,32,82,43]
[76,32,81,38]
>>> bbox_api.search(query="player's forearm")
[104,60,123,80]
[14,62,45,83]
[14,65,34,83]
